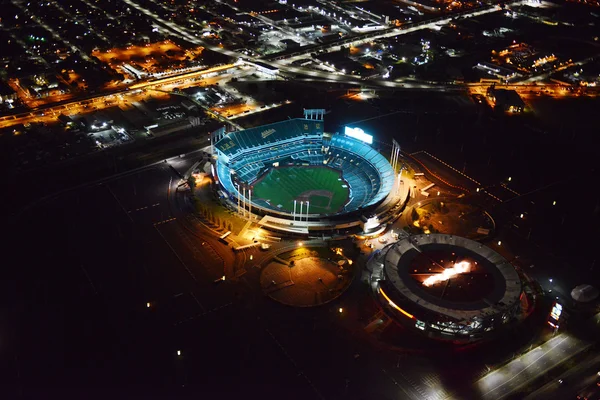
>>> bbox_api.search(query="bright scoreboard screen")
[344,126,373,144]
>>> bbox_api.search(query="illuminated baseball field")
[251,166,350,214]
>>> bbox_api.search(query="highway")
[0,64,239,129]
[524,351,600,399]
[477,334,591,399]
[476,312,600,400]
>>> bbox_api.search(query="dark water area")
[325,92,599,285]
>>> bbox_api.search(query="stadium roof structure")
[215,118,324,158]
[382,234,522,324]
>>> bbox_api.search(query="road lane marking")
[129,203,161,213]
[154,217,176,226]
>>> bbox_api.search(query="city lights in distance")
[422,261,471,287]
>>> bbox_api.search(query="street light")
[508,177,512,182]
[553,201,557,206]
[520,214,524,219]
[146,302,151,308]
[338,308,343,313]
[177,350,182,356]
[497,241,502,246]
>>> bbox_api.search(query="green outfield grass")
[252,166,349,214]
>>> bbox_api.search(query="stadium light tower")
[236,183,241,215]
[306,201,310,222]
[391,140,401,172]
[248,189,252,219]
[293,200,297,222]
[243,186,247,218]
[396,167,404,196]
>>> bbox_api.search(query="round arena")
[212,111,401,235]
[369,234,524,343]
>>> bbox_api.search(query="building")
[279,39,300,50]
[0,81,17,103]
[369,234,525,342]
[250,61,279,78]
[487,87,526,113]
[212,111,398,235]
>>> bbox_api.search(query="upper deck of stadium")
[215,118,324,159]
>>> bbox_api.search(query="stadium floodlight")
[344,126,373,144]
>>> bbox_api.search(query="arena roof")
[215,118,324,158]
[382,234,522,324]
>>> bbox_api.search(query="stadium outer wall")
[212,118,404,236]
[367,234,524,343]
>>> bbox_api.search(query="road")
[524,351,600,399]
[0,63,238,129]
[476,311,600,400]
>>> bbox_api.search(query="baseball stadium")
[212,110,401,235]
[369,234,525,343]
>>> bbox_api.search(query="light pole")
[396,168,404,196]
